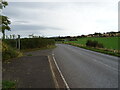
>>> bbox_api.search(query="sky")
[0,0,119,38]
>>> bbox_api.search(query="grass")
[64,42,120,57]
[2,80,16,90]
[66,37,119,50]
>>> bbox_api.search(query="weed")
[2,80,16,90]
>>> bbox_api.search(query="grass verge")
[64,42,120,57]
[2,80,16,90]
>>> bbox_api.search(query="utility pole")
[18,35,20,50]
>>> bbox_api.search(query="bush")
[20,38,55,49]
[86,40,104,48]
[2,42,22,61]
[2,80,16,89]
[97,43,104,48]
[2,38,55,50]
[3,39,16,48]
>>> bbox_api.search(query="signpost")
[18,35,20,50]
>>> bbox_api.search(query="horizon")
[1,31,119,39]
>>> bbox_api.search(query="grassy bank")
[64,42,120,57]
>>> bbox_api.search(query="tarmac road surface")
[53,44,118,88]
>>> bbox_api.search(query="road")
[53,44,118,88]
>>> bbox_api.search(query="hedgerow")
[2,41,22,61]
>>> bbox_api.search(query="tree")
[0,1,11,39]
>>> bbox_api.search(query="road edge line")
[48,55,59,88]
[52,55,70,90]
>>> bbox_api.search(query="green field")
[66,37,120,50]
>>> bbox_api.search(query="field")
[66,37,120,50]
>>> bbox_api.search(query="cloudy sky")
[0,0,119,38]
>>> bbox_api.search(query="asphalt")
[2,49,55,88]
[53,44,119,88]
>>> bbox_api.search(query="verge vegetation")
[62,37,120,57]
[64,42,120,57]
[86,40,104,48]
[2,80,16,90]
[2,38,55,61]
[1,41,22,61]
[20,38,55,50]
[66,37,119,50]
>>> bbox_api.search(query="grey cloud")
[3,1,116,37]
[3,2,106,17]
[11,24,62,31]
[7,2,105,9]
[3,2,62,19]
[3,6,23,18]
[14,20,30,23]
[4,2,63,13]
[3,2,105,19]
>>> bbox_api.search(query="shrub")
[3,39,16,48]
[20,38,55,49]
[2,38,55,50]
[2,80,16,89]
[97,43,104,48]
[86,40,104,48]
[2,42,22,61]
